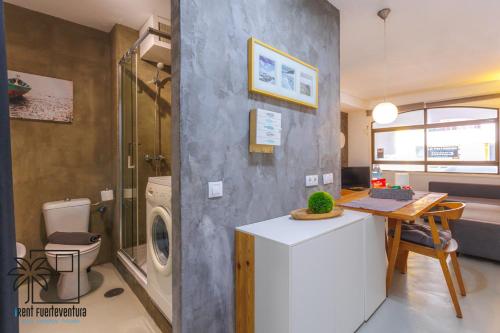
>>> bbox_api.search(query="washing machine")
[145,176,172,320]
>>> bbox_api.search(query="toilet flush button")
[208,181,223,199]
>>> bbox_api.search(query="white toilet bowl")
[45,240,101,300]
[42,198,101,300]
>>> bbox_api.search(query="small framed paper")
[248,37,318,109]
[249,109,281,153]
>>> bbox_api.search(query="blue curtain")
[0,1,19,332]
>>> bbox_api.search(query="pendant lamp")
[372,8,398,125]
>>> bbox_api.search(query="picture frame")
[248,37,319,109]
[8,70,73,123]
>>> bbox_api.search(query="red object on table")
[371,178,386,188]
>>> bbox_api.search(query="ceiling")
[5,0,170,32]
[6,0,500,109]
[329,0,500,109]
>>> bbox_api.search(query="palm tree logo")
[8,257,51,304]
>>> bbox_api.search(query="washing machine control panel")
[146,183,171,206]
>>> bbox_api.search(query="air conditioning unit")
[139,15,171,65]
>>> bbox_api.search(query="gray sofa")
[429,182,500,262]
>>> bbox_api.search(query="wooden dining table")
[336,189,448,294]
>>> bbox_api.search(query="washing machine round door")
[148,206,172,276]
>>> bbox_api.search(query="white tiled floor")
[18,263,160,333]
[17,254,499,332]
[359,254,500,333]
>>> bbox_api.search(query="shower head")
[151,62,166,86]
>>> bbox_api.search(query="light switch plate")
[323,173,333,185]
[305,175,319,187]
[208,181,223,198]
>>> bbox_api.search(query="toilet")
[43,198,101,300]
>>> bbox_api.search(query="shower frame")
[117,27,171,271]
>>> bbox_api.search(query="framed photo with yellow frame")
[248,37,318,109]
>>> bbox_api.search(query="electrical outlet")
[305,175,319,187]
[208,181,223,198]
[323,173,333,185]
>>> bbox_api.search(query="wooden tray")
[290,207,344,220]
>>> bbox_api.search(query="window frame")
[371,106,500,175]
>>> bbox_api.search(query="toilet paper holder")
[92,188,114,213]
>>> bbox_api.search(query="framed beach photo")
[248,37,318,109]
[8,70,73,123]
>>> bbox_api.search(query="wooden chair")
[392,202,467,318]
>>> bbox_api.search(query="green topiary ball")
[308,191,335,214]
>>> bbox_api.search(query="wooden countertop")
[337,190,448,220]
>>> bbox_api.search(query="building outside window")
[372,107,499,174]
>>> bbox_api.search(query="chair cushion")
[390,222,451,248]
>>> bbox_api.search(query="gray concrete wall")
[172,0,340,331]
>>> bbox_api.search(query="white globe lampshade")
[372,102,398,125]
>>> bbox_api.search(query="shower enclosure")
[118,27,171,275]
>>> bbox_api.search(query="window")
[372,107,499,174]
[374,129,425,161]
[372,109,425,129]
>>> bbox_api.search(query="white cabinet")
[236,210,386,333]
[330,220,365,333]
[363,215,387,320]
[288,230,338,333]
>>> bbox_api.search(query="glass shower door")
[119,37,171,275]
[120,52,138,261]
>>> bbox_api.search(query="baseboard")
[113,258,173,333]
